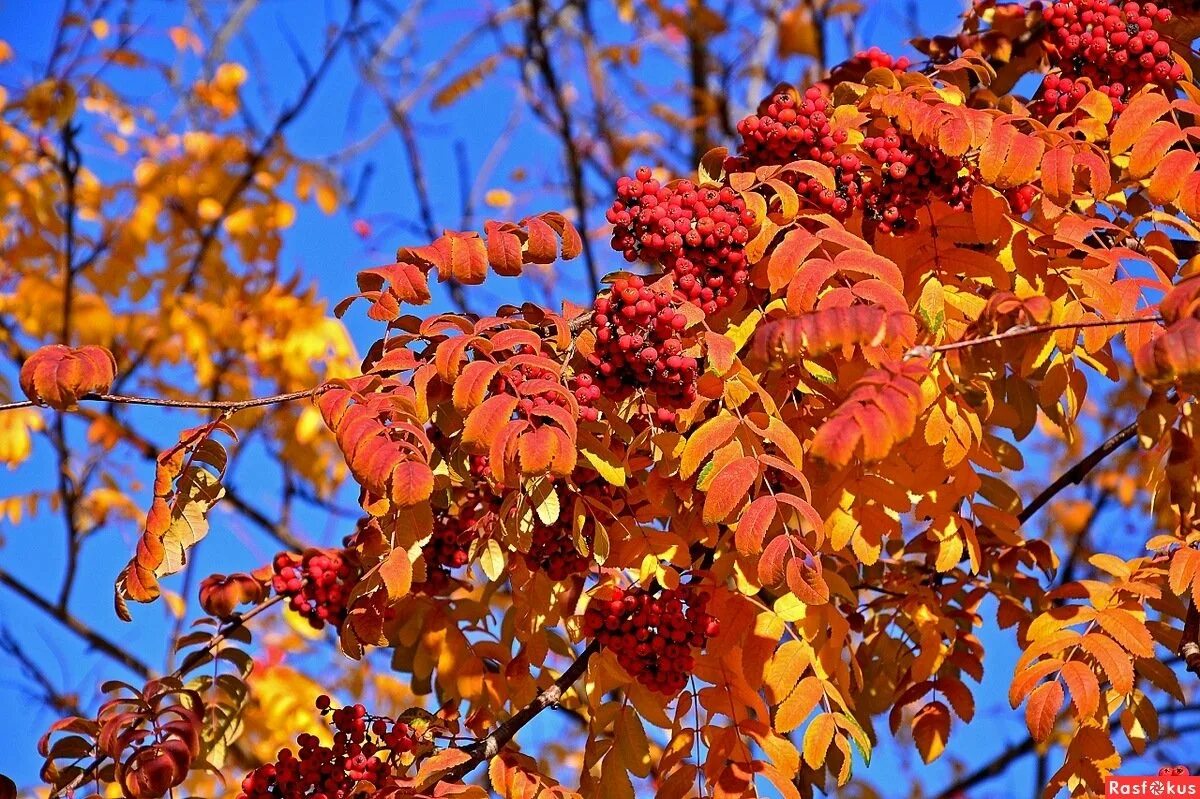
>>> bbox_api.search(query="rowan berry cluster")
[575,274,700,424]
[414,490,498,595]
[607,167,753,315]
[492,346,571,418]
[237,698,420,799]
[826,46,913,85]
[524,522,591,580]
[582,583,720,695]
[271,549,359,631]
[1005,184,1039,214]
[861,127,974,233]
[734,87,864,219]
[1032,0,1182,116]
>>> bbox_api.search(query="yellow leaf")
[802,712,836,768]
[315,182,339,215]
[616,707,652,778]
[485,189,514,209]
[480,539,507,582]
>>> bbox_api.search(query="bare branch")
[0,565,152,680]
[525,0,601,297]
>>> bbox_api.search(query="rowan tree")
[5,1,1200,798]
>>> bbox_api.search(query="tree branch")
[1017,419,1142,525]
[441,639,600,782]
[0,565,152,680]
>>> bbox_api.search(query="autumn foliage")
[10,1,1200,798]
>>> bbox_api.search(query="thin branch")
[179,1,359,293]
[909,315,1163,358]
[0,386,323,414]
[0,565,153,680]
[525,0,601,297]
[441,640,600,782]
[1018,419,1142,525]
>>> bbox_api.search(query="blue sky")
[0,1,1186,796]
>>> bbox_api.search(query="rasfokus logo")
[1107,767,1200,796]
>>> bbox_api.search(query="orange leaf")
[517,426,557,474]
[1148,149,1199,206]
[1080,633,1135,694]
[20,344,117,410]
[911,701,950,764]
[706,332,738,376]
[702,456,760,524]
[463,394,519,451]
[680,414,740,479]
[1169,546,1200,599]
[1110,91,1171,155]
[776,676,823,734]
[1095,608,1154,658]
[1059,660,1100,719]
[1008,658,1063,708]
[1040,147,1074,206]
[785,558,830,605]
[752,307,915,365]
[1129,121,1183,179]
[452,361,501,412]
[390,460,433,507]
[766,227,820,292]
[1024,680,1064,743]
[810,359,928,467]
[379,547,413,600]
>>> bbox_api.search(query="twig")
[0,565,152,680]
[0,386,323,414]
[908,315,1163,358]
[440,640,600,782]
[179,0,359,292]
[0,628,84,717]
[525,0,601,297]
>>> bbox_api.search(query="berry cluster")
[491,346,571,418]
[524,522,591,580]
[414,490,498,595]
[237,698,420,799]
[271,549,359,631]
[826,46,913,86]
[1032,0,1182,117]
[582,583,720,694]
[1005,184,1039,214]
[576,274,700,424]
[734,87,864,219]
[607,167,754,315]
[861,127,974,233]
